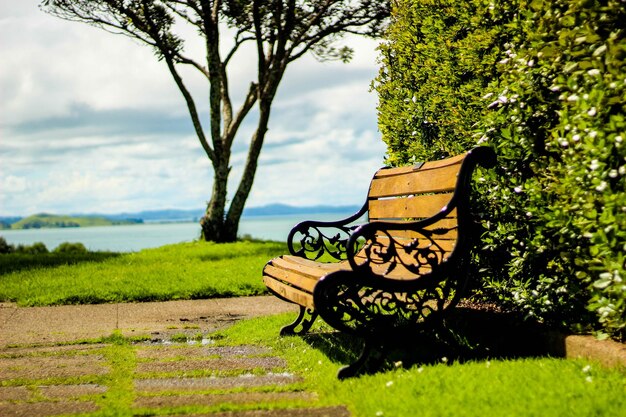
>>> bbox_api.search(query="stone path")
[0,297,351,417]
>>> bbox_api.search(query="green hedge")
[375,0,626,340]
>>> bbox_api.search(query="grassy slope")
[10,213,138,229]
[0,240,286,306]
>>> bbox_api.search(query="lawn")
[1,239,624,416]
[0,240,286,306]
[215,314,626,417]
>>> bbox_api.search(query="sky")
[0,1,387,217]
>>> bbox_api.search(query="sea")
[0,213,355,252]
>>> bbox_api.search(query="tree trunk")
[200,158,233,242]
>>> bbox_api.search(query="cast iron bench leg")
[280,306,318,336]
[337,341,386,379]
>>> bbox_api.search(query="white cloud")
[0,2,386,217]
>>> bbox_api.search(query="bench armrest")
[288,203,368,261]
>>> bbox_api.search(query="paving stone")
[0,386,31,401]
[0,400,98,417]
[134,391,316,408]
[39,384,108,399]
[174,405,351,417]
[136,345,271,360]
[137,357,287,374]
[0,344,107,358]
[136,373,301,392]
[0,356,109,381]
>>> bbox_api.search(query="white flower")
[589,131,598,138]
[567,94,579,102]
[586,376,593,383]
[596,181,608,192]
[590,159,600,170]
[549,85,561,92]
[587,68,601,76]
[588,107,597,116]
[619,166,626,175]
[616,135,623,143]
[514,186,523,193]
[483,92,494,99]
[593,44,607,57]
[599,272,612,280]
[386,381,394,387]
[609,169,618,178]
[528,59,535,67]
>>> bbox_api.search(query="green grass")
[0,240,286,306]
[214,314,626,417]
[10,213,139,229]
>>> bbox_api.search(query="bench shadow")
[0,252,122,275]
[301,307,565,375]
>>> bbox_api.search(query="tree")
[41,0,390,242]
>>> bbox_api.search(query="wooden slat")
[263,276,315,309]
[269,257,327,279]
[281,255,351,272]
[369,162,461,198]
[373,227,458,241]
[352,252,432,280]
[369,193,453,220]
[370,236,457,252]
[420,153,467,170]
[269,256,348,280]
[263,264,319,293]
[373,153,467,179]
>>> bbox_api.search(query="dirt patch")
[0,386,30,401]
[0,400,98,417]
[136,373,301,392]
[39,384,108,399]
[0,356,109,381]
[198,406,351,417]
[136,345,271,360]
[0,344,107,358]
[134,391,315,408]
[136,357,287,374]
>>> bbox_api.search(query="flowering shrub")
[375,0,626,340]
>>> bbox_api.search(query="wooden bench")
[262,146,496,378]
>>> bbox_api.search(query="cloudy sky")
[0,1,387,217]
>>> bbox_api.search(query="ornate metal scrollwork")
[314,270,460,338]
[289,222,358,261]
[288,205,367,261]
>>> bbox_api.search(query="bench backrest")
[355,152,474,280]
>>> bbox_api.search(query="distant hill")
[88,204,361,222]
[0,204,362,229]
[9,213,142,230]
[242,203,361,217]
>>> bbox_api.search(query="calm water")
[1,213,352,252]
